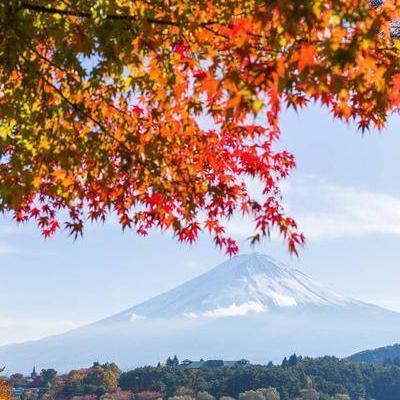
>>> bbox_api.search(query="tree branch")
[19,2,215,27]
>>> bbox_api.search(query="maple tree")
[0,381,11,400]
[1,0,400,255]
[0,368,11,400]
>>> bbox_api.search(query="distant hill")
[349,343,400,363]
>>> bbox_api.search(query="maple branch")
[203,26,230,40]
[39,75,106,130]
[33,71,128,151]
[17,30,125,116]
[17,45,135,155]
[31,48,81,83]
[19,2,216,27]
[21,40,136,134]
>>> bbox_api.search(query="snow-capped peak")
[104,253,357,323]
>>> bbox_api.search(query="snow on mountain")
[1,253,400,373]
[102,253,358,323]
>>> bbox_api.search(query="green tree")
[9,373,28,387]
[40,369,58,386]
[85,362,121,392]
[197,391,215,400]
[239,388,280,400]
[173,356,180,367]
[175,387,195,397]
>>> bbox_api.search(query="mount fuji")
[2,253,400,373]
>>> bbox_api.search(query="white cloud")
[129,313,146,322]
[183,312,198,319]
[181,302,266,319]
[0,225,21,235]
[225,174,400,241]
[365,299,400,313]
[0,242,18,255]
[0,221,23,255]
[0,316,85,346]
[289,175,400,240]
[202,301,266,318]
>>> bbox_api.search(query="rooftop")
[180,359,250,369]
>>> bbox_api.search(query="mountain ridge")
[1,252,400,373]
[349,343,400,364]
[101,252,362,323]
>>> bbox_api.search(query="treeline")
[7,356,400,400]
[118,356,400,400]
[348,344,400,364]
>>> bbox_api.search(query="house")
[180,359,250,369]
[27,365,38,384]
[11,367,44,399]
[11,387,42,400]
[296,377,319,400]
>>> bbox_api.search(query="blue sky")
[2,104,400,346]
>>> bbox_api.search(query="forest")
[5,355,400,400]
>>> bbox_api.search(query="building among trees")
[297,377,318,400]
[179,359,250,369]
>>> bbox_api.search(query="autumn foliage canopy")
[1,0,400,254]
[0,378,11,400]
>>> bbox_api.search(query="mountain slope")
[103,253,359,323]
[1,253,400,374]
[349,343,400,364]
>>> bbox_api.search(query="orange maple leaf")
[297,45,316,72]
